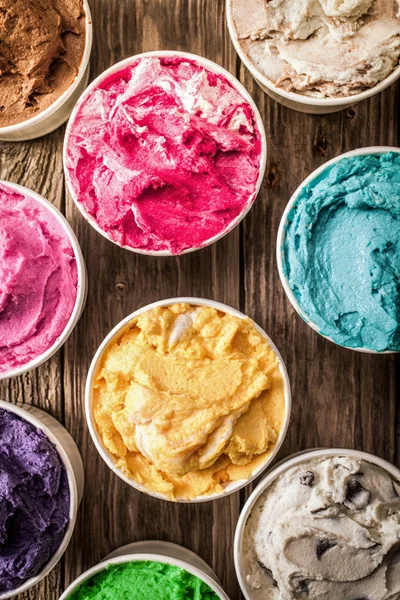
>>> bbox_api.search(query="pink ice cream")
[65,55,263,254]
[0,183,78,374]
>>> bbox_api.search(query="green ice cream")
[67,560,221,599]
[282,152,400,351]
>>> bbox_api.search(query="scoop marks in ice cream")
[0,183,78,374]
[0,408,70,593]
[65,55,262,254]
[242,456,400,600]
[0,0,86,127]
[282,152,400,351]
[92,303,286,500]
[231,0,400,98]
[67,561,220,599]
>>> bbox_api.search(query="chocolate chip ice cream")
[242,455,400,599]
[0,0,86,127]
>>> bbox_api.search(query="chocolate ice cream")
[0,0,86,127]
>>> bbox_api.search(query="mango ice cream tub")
[85,298,291,502]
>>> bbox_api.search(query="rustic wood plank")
[0,130,66,599]
[1,1,399,599]
[241,72,400,508]
[63,1,241,599]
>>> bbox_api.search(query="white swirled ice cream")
[242,456,400,599]
[231,0,400,98]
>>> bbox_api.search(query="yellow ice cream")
[93,303,286,500]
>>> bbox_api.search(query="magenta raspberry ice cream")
[64,54,264,254]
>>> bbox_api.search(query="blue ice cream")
[282,152,400,351]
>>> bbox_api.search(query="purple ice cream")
[0,408,70,593]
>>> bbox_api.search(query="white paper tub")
[63,50,267,256]
[0,0,93,141]
[0,401,84,599]
[0,181,87,379]
[59,541,230,599]
[85,297,291,503]
[234,447,400,600]
[276,146,400,353]
[226,0,400,115]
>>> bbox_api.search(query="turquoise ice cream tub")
[277,147,400,353]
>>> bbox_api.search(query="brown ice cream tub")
[0,0,92,141]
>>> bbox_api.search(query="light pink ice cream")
[65,55,263,254]
[0,183,78,374]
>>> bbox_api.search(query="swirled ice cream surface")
[282,152,400,351]
[93,303,285,500]
[242,455,400,600]
[0,183,78,373]
[0,0,86,127]
[0,408,70,593]
[65,56,262,254]
[67,561,220,599]
[232,0,400,98]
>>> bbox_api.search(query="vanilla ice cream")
[231,0,400,98]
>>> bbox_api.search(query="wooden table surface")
[1,1,399,598]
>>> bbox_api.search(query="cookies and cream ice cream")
[0,0,86,127]
[65,55,263,254]
[92,303,286,500]
[0,407,70,593]
[242,455,400,600]
[67,561,220,599]
[231,0,400,98]
[282,152,400,351]
[0,182,78,374]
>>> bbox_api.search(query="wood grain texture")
[0,1,399,599]
[0,130,66,599]
[240,76,400,504]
